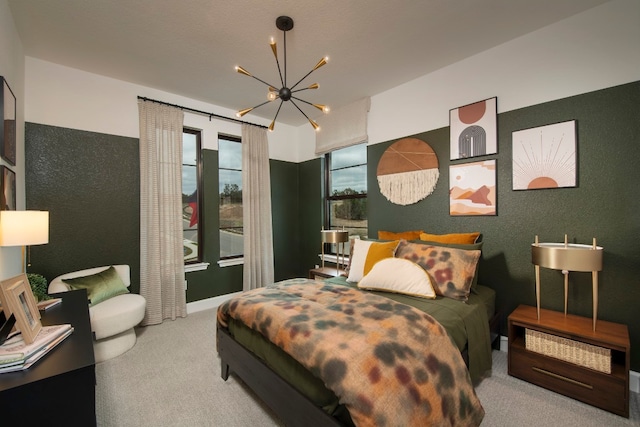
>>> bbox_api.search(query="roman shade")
[315,97,370,155]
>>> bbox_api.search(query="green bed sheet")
[225,278,495,424]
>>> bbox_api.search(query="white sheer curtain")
[242,124,274,291]
[138,101,187,325]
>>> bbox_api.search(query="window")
[325,144,367,254]
[219,135,243,259]
[182,128,202,264]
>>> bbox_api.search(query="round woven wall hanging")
[376,137,439,205]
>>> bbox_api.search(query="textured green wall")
[366,81,640,369]
[25,124,141,292]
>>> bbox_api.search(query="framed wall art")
[1,76,16,166]
[376,137,439,206]
[1,165,16,210]
[449,159,496,216]
[0,274,42,344]
[512,120,576,190]
[450,97,497,160]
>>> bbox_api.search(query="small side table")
[308,267,345,280]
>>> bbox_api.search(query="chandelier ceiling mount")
[235,16,329,131]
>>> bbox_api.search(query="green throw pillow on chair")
[62,266,129,306]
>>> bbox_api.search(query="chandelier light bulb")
[267,91,277,101]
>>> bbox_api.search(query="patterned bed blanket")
[217,278,484,426]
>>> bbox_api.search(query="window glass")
[326,144,368,255]
[183,129,201,263]
[219,136,243,258]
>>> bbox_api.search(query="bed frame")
[217,311,501,426]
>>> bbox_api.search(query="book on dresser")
[0,323,74,373]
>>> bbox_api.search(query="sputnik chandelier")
[235,16,329,131]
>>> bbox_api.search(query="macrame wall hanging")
[376,138,439,206]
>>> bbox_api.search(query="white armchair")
[49,265,146,363]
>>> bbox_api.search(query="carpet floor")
[96,308,639,426]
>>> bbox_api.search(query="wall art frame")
[512,120,577,190]
[449,159,496,216]
[0,274,42,344]
[450,96,497,160]
[0,76,16,166]
[1,165,16,210]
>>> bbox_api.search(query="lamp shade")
[321,230,349,244]
[0,211,49,246]
[531,242,603,272]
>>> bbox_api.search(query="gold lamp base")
[532,235,603,331]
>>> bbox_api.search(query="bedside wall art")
[1,76,16,166]
[450,97,497,160]
[512,120,576,190]
[449,159,496,216]
[377,137,439,206]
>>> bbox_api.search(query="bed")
[216,238,498,426]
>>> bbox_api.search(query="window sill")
[218,257,244,268]
[185,262,210,273]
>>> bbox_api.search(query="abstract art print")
[449,160,496,216]
[0,76,16,166]
[1,166,16,210]
[450,97,497,160]
[512,120,576,190]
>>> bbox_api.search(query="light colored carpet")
[96,308,639,426]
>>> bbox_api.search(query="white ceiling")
[8,0,610,127]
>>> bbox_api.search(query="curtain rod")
[137,96,268,129]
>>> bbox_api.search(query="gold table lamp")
[321,229,349,270]
[531,234,603,330]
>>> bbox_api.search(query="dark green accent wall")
[298,158,323,273]
[365,81,640,369]
[25,124,141,292]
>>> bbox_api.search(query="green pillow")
[63,266,129,306]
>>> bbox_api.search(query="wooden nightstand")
[508,305,629,417]
[308,267,345,280]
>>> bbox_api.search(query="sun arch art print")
[512,120,576,191]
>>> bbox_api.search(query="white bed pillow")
[346,239,399,283]
[357,258,436,299]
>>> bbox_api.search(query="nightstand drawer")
[509,345,627,416]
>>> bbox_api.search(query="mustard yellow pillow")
[419,232,480,245]
[378,230,424,241]
[346,239,399,283]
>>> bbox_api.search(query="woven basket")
[525,329,611,374]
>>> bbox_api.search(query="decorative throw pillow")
[346,239,399,283]
[63,266,129,306]
[358,258,436,299]
[395,240,480,301]
[419,232,480,245]
[412,239,484,291]
[378,230,424,241]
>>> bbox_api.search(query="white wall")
[0,0,25,279]
[360,0,640,156]
[24,58,304,162]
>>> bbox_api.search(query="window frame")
[323,145,368,256]
[218,133,243,261]
[183,127,204,265]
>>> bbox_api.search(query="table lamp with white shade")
[0,210,50,272]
